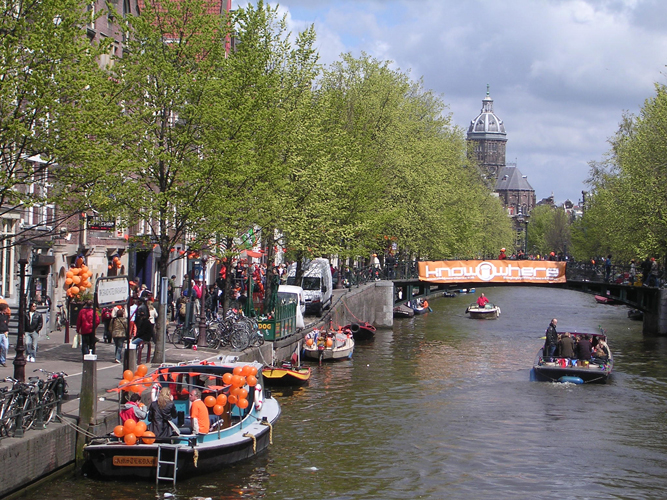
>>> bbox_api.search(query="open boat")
[393,304,414,318]
[263,343,311,386]
[303,328,354,362]
[409,299,430,315]
[465,303,501,319]
[344,322,376,341]
[84,361,280,482]
[595,294,618,305]
[532,331,613,384]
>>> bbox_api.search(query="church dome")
[467,85,506,139]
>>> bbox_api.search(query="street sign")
[96,276,130,306]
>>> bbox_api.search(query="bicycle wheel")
[21,394,37,431]
[230,324,249,350]
[41,389,57,425]
[206,328,220,349]
[170,326,183,347]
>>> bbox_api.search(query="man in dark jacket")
[557,331,576,358]
[544,318,558,359]
[24,301,43,363]
[576,335,593,361]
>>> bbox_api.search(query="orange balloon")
[326,338,333,347]
[71,268,80,275]
[238,388,248,400]
[233,366,243,376]
[213,404,224,416]
[69,286,80,295]
[249,366,258,376]
[241,365,252,377]
[134,421,147,437]
[237,398,249,409]
[204,395,216,407]
[142,431,155,444]
[123,419,137,433]
[306,338,314,346]
[142,377,152,387]
[216,394,227,406]
[246,375,257,387]
[66,270,74,278]
[72,275,81,285]
[124,433,137,445]
[123,370,134,381]
[231,375,243,387]
[113,425,125,437]
[222,373,233,385]
[65,277,73,285]
[136,364,148,377]
[228,395,238,405]
[131,384,143,394]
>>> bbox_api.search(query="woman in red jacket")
[76,300,100,357]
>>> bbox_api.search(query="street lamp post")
[198,252,208,348]
[13,242,31,382]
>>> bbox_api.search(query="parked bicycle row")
[0,369,68,438]
[169,309,264,352]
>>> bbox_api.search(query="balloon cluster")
[108,255,122,271]
[113,419,155,445]
[219,365,258,412]
[65,257,93,299]
[117,364,152,394]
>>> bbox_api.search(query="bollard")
[127,341,137,373]
[75,351,97,470]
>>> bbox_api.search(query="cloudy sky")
[236,0,667,204]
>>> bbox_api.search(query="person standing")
[557,331,576,359]
[498,248,507,260]
[629,259,637,286]
[476,293,489,308]
[24,301,43,363]
[110,308,128,364]
[76,300,100,357]
[188,388,210,435]
[148,387,177,439]
[544,318,558,359]
[0,303,10,367]
[604,254,612,282]
[132,298,153,363]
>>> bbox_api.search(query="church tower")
[467,85,507,181]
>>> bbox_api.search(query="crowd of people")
[542,318,609,363]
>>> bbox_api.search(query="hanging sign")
[418,260,566,284]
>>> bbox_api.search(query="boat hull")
[303,335,355,361]
[345,323,376,341]
[393,304,414,318]
[85,397,281,480]
[533,346,612,384]
[466,305,501,319]
[263,366,311,385]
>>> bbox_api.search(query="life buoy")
[151,382,161,402]
[254,383,264,411]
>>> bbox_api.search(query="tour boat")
[303,328,354,363]
[532,331,613,384]
[465,303,501,319]
[84,361,280,483]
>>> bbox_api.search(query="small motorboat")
[393,304,414,318]
[465,303,500,319]
[409,299,431,315]
[595,294,618,305]
[627,309,643,321]
[443,291,457,298]
[84,361,280,482]
[303,328,354,363]
[344,322,376,341]
[532,330,612,384]
[263,343,311,386]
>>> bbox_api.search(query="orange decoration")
[134,421,147,437]
[124,433,137,445]
[237,388,248,400]
[233,366,243,376]
[216,394,227,406]
[246,375,257,387]
[135,365,148,377]
[71,268,80,275]
[222,373,233,385]
[241,365,252,377]
[326,338,333,347]
[66,270,74,278]
[142,431,155,444]
[230,375,242,388]
[237,398,249,409]
[213,404,224,416]
[69,286,80,295]
[123,370,134,381]
[228,395,238,405]
[113,425,125,437]
[249,366,258,376]
[204,395,216,407]
[123,419,137,433]
[65,277,73,285]
[306,338,314,346]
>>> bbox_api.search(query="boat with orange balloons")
[303,328,354,363]
[84,361,280,482]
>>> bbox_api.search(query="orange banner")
[418,260,567,284]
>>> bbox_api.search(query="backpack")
[101,308,112,321]
[179,301,187,317]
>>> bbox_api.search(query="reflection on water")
[32,286,667,499]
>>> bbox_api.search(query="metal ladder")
[156,444,179,485]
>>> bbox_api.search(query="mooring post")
[75,352,97,470]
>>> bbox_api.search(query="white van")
[278,284,305,328]
[287,258,333,317]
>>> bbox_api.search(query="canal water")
[32,286,667,500]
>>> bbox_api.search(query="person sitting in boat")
[148,387,177,439]
[557,332,576,359]
[575,335,593,361]
[119,393,147,424]
[476,293,489,308]
[592,337,610,361]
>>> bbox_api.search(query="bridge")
[383,260,667,335]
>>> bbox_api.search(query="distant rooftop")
[495,166,534,192]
